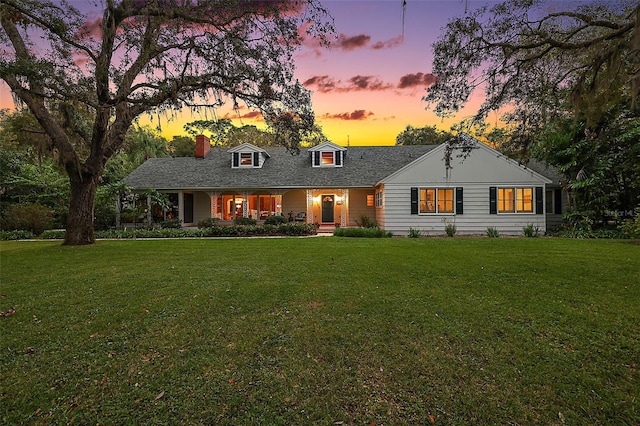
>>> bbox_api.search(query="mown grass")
[1,237,638,425]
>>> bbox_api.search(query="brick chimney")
[195,134,211,158]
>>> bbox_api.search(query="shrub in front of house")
[197,218,219,228]
[445,223,457,237]
[523,224,539,237]
[0,230,36,240]
[35,223,317,239]
[160,218,182,229]
[233,217,257,226]
[486,227,500,238]
[96,228,203,239]
[355,214,378,228]
[275,222,316,236]
[40,230,66,240]
[407,228,421,238]
[264,215,287,225]
[334,227,392,238]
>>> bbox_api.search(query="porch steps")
[316,225,337,235]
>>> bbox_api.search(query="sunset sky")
[0,1,531,146]
[165,0,492,146]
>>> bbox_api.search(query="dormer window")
[309,142,346,168]
[322,151,335,165]
[228,143,270,169]
[240,153,253,166]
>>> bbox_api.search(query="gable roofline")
[227,143,271,157]
[308,141,347,152]
[471,138,552,184]
[378,143,444,183]
[379,134,552,184]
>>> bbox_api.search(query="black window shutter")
[233,152,239,168]
[335,151,341,166]
[314,151,320,166]
[554,189,562,214]
[535,187,544,214]
[253,152,260,167]
[456,187,463,215]
[410,187,418,214]
[489,187,497,214]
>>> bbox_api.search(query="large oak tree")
[0,0,332,245]
[425,0,639,146]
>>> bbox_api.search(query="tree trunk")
[64,173,99,245]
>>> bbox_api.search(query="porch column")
[115,195,121,229]
[341,189,349,227]
[146,194,152,226]
[306,189,313,222]
[208,191,218,219]
[242,191,249,218]
[178,191,184,224]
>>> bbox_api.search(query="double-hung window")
[498,187,533,213]
[375,191,383,207]
[419,188,454,214]
[321,151,334,165]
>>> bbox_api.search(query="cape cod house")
[123,134,566,235]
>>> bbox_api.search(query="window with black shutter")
[535,187,544,214]
[489,187,497,214]
[455,187,463,215]
[410,187,418,214]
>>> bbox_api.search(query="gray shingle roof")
[124,145,439,190]
[521,159,566,185]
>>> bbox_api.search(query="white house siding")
[381,183,547,235]
[379,142,551,236]
[348,188,375,226]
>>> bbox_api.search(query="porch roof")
[124,145,439,190]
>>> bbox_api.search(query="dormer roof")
[227,143,271,157]
[227,143,270,169]
[308,141,347,152]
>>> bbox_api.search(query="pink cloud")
[304,75,392,93]
[303,75,337,93]
[372,35,404,50]
[321,110,374,121]
[397,72,438,89]
[348,75,392,91]
[336,33,371,51]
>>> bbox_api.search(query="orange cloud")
[321,110,374,121]
[221,109,263,121]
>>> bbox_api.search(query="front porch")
[125,188,376,228]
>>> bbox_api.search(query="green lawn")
[1,237,638,425]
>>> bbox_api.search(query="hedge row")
[333,227,392,238]
[35,223,318,240]
[0,230,36,240]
